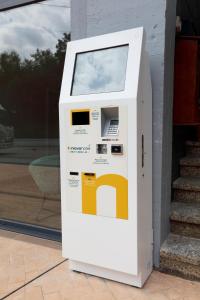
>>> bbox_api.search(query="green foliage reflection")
[0,33,70,138]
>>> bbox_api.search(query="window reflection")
[72,45,129,96]
[0,0,70,230]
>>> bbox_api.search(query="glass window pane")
[0,0,70,230]
[71,45,129,96]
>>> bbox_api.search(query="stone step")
[173,177,200,203]
[160,233,200,281]
[180,156,200,177]
[186,141,200,156]
[173,176,200,191]
[171,202,200,238]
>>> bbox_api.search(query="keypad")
[107,125,118,135]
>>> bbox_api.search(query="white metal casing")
[59,27,152,287]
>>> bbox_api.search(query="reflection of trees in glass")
[0,33,70,138]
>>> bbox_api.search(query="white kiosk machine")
[59,27,152,287]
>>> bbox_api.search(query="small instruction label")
[68,178,79,188]
[83,178,96,187]
[73,129,88,135]
[91,110,100,121]
[93,158,109,165]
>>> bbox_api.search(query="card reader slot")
[70,172,79,176]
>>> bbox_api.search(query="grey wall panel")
[71,0,87,40]
[71,0,177,267]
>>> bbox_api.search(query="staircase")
[160,141,200,281]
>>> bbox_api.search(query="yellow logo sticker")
[82,173,128,219]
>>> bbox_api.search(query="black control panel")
[111,144,123,155]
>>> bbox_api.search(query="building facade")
[0,0,177,269]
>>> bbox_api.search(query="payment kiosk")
[59,27,152,287]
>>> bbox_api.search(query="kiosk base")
[70,260,149,288]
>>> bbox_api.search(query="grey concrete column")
[71,0,177,267]
[0,0,44,11]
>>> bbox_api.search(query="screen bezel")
[59,27,144,103]
[70,44,129,96]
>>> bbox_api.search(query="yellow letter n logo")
[82,173,128,220]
